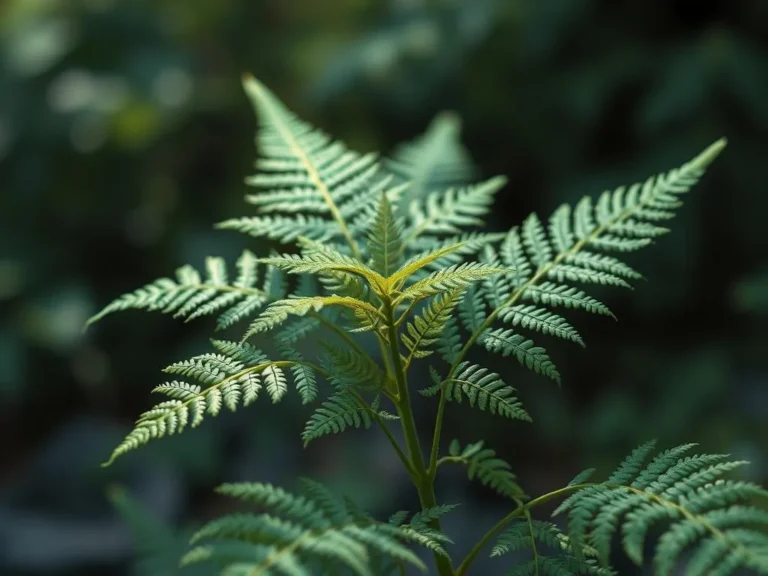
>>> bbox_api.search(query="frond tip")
[556,441,768,576]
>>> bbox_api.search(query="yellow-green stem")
[383,298,455,576]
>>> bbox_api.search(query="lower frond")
[554,441,768,576]
[302,391,372,446]
[183,478,427,575]
[481,328,562,384]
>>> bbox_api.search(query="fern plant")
[88,75,768,575]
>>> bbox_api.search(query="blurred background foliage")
[0,0,766,574]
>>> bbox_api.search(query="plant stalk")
[383,298,455,576]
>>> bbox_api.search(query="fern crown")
[87,76,766,576]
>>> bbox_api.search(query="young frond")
[386,111,475,209]
[183,480,427,576]
[402,289,464,363]
[86,251,270,330]
[258,249,385,293]
[481,327,561,384]
[555,441,768,576]
[405,176,507,241]
[367,193,405,277]
[239,75,386,256]
[447,439,525,499]
[244,295,382,339]
[437,362,531,421]
[397,262,507,304]
[101,341,313,467]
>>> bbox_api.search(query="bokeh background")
[1,1,767,574]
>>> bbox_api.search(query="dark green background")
[1,1,766,574]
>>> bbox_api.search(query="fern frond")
[440,362,531,421]
[405,176,506,241]
[86,251,269,330]
[239,75,386,258]
[555,442,768,575]
[184,479,427,576]
[409,231,508,275]
[437,315,462,365]
[101,341,318,466]
[367,193,405,277]
[387,111,474,209]
[257,250,386,293]
[397,262,507,303]
[470,140,726,379]
[447,439,525,499]
[402,289,464,363]
[244,295,383,339]
[481,328,561,384]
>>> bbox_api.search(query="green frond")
[301,391,372,446]
[244,295,382,339]
[397,262,507,304]
[458,285,487,333]
[388,238,488,287]
[387,110,474,208]
[409,231,508,275]
[101,339,319,466]
[258,249,385,292]
[481,328,561,384]
[241,75,388,256]
[405,176,507,240]
[441,362,531,421]
[555,441,768,576]
[185,478,428,575]
[86,251,269,330]
[447,439,525,499]
[498,304,584,347]
[368,193,404,277]
[402,289,464,362]
[501,227,533,288]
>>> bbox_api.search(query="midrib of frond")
[247,78,363,261]
[444,162,708,382]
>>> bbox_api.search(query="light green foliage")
[88,77,765,576]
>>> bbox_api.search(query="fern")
[183,480,429,575]
[554,442,768,576]
[446,440,525,499]
[86,251,272,330]
[86,77,763,576]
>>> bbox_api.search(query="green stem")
[382,298,455,576]
[455,484,592,576]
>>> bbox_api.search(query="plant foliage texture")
[89,76,768,575]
